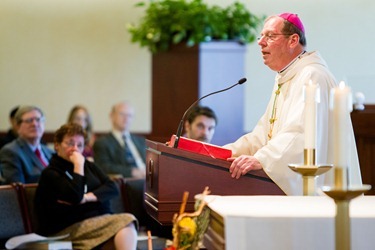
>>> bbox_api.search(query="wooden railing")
[351,104,375,195]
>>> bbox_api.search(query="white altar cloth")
[205,195,375,250]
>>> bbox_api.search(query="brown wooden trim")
[351,104,375,195]
[0,131,151,144]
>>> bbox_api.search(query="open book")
[168,135,232,160]
[6,233,72,250]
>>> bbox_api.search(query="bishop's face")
[258,16,294,72]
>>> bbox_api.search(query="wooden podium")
[145,140,285,225]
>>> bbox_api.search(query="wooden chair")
[109,177,128,214]
[19,183,38,233]
[0,184,28,248]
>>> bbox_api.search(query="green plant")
[127,0,265,53]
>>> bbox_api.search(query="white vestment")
[225,51,362,195]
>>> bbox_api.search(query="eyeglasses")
[20,117,45,124]
[257,33,292,43]
[62,140,84,150]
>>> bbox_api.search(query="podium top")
[168,135,232,160]
[146,140,271,181]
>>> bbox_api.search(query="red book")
[168,135,232,160]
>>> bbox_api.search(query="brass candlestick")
[289,148,332,196]
[322,168,371,250]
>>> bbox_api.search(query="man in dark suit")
[93,102,166,235]
[93,101,146,178]
[0,105,53,184]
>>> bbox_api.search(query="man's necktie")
[35,148,48,167]
[122,135,137,167]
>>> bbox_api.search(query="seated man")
[0,105,53,184]
[93,101,146,178]
[0,106,19,149]
[93,102,160,233]
[184,105,217,143]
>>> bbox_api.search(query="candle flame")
[339,81,346,88]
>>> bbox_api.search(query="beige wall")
[0,0,150,133]
[1,0,374,139]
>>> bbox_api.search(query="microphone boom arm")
[173,78,246,148]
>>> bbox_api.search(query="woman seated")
[67,105,96,161]
[34,123,138,250]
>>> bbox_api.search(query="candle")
[147,230,153,250]
[330,81,353,168]
[303,80,320,149]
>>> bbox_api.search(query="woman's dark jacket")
[34,154,118,235]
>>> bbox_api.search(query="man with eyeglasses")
[93,101,146,179]
[224,13,362,195]
[93,101,160,233]
[0,105,53,184]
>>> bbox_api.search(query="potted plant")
[127,0,265,144]
[127,0,264,53]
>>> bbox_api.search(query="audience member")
[93,102,168,236]
[0,105,53,184]
[0,106,20,149]
[184,105,217,143]
[34,123,137,250]
[224,13,362,195]
[93,101,146,178]
[67,105,96,161]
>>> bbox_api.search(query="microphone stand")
[173,78,246,148]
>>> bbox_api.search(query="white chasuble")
[225,51,362,195]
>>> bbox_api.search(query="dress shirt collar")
[20,137,41,152]
[111,130,130,146]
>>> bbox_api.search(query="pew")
[0,178,166,250]
[0,184,28,248]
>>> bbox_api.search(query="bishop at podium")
[223,13,362,195]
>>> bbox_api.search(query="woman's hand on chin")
[70,151,85,175]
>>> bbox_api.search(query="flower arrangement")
[127,0,265,53]
[165,187,211,250]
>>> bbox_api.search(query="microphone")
[173,77,247,148]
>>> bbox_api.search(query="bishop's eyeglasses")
[257,33,292,43]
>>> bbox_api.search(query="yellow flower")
[178,217,197,238]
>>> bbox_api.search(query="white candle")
[303,80,320,149]
[330,81,353,168]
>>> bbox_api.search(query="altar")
[203,195,375,250]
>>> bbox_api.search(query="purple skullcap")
[278,13,305,34]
